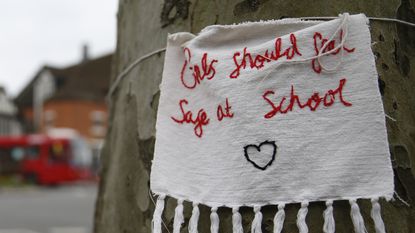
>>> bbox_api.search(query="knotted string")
[251,206,263,233]
[349,199,368,233]
[189,202,200,233]
[256,13,350,89]
[297,201,309,233]
[173,199,184,233]
[323,200,335,233]
[232,207,243,233]
[273,203,286,233]
[371,198,386,233]
[151,194,166,233]
[210,207,220,233]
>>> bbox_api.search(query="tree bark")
[94,0,415,232]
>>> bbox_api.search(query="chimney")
[82,44,89,62]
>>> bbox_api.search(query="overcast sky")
[0,0,118,97]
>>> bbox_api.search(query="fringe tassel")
[232,207,243,233]
[323,200,335,233]
[151,194,165,233]
[273,203,285,233]
[210,207,220,233]
[251,206,263,233]
[173,199,184,233]
[296,201,309,233]
[189,202,200,233]
[349,199,367,233]
[371,198,386,233]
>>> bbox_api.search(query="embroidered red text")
[217,98,234,121]
[180,48,218,89]
[312,31,356,73]
[171,99,210,138]
[229,33,302,79]
[262,78,352,119]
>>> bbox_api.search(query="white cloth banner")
[151,13,393,232]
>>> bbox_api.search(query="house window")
[90,111,106,136]
[44,110,56,129]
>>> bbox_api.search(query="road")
[0,184,97,233]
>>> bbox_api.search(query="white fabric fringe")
[371,198,386,233]
[155,196,385,233]
[273,203,285,233]
[349,199,368,233]
[232,207,243,233]
[323,200,335,233]
[296,201,309,233]
[210,207,220,233]
[251,206,263,233]
[151,194,165,233]
[189,202,200,233]
[173,199,184,233]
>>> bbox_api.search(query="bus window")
[11,147,24,161]
[25,146,39,159]
[0,147,27,175]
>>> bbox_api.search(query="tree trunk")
[94,0,415,232]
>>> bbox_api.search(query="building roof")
[15,54,112,107]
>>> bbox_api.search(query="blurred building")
[0,87,21,135]
[15,50,112,156]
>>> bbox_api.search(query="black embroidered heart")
[244,140,277,170]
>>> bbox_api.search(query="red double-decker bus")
[0,133,93,185]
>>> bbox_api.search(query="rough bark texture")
[94,0,415,232]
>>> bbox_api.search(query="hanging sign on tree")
[151,13,393,233]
